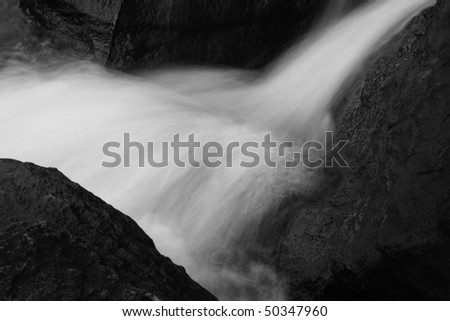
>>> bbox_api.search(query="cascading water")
[0,0,435,300]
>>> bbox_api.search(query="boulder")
[107,0,324,70]
[0,159,216,300]
[19,0,123,61]
[11,0,324,69]
[278,0,450,300]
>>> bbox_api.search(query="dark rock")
[19,0,122,61]
[278,0,450,300]
[13,0,325,69]
[0,0,92,65]
[0,159,216,300]
[106,0,324,70]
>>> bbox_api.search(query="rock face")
[0,159,216,300]
[278,0,450,300]
[19,0,123,61]
[0,0,91,63]
[107,0,324,70]
[15,0,323,69]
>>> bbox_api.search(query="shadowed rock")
[19,0,122,61]
[14,0,324,69]
[107,0,324,70]
[278,0,450,300]
[0,159,216,300]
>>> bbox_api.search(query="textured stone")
[278,0,450,300]
[19,0,123,61]
[0,159,216,300]
[107,0,324,70]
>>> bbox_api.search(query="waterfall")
[0,0,435,299]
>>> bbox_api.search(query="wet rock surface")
[107,0,323,70]
[19,0,122,61]
[278,0,450,300]
[0,159,216,300]
[12,0,323,69]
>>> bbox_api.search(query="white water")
[0,0,435,299]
